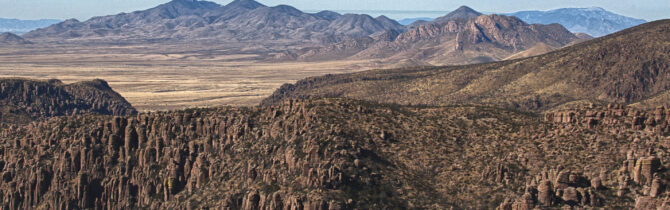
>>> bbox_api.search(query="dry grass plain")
[0,44,385,111]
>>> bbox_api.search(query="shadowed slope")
[0,78,136,123]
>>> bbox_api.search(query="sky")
[1,0,668,21]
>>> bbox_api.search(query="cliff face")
[0,78,136,124]
[0,98,669,209]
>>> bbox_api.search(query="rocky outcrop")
[0,99,411,209]
[0,98,669,209]
[0,78,136,123]
[503,103,670,209]
[544,104,670,136]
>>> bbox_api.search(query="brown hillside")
[263,20,670,112]
[503,43,557,60]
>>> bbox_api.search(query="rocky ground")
[0,78,136,124]
[0,98,668,209]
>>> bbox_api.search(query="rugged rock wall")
[501,104,670,209]
[0,99,405,209]
[0,99,668,209]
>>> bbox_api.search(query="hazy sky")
[1,0,668,21]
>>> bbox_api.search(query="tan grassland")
[0,44,384,111]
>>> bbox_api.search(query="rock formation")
[0,78,136,123]
[0,98,668,209]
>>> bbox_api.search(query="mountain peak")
[434,5,483,23]
[63,18,80,24]
[0,32,18,37]
[272,5,302,13]
[145,0,221,19]
[167,0,216,6]
[454,6,479,13]
[375,15,393,22]
[450,5,482,16]
[314,10,341,21]
[225,0,266,9]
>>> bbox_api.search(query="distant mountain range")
[7,2,650,67]
[393,7,646,37]
[23,0,404,45]
[509,7,647,37]
[0,18,60,35]
[20,3,587,66]
[12,2,646,43]
[0,32,32,44]
[6,3,648,42]
[295,6,585,66]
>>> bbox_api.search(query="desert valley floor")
[0,44,383,111]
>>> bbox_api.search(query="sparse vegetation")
[3,98,667,209]
[263,20,670,112]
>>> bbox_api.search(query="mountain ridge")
[509,7,647,37]
[22,0,403,45]
[263,19,670,111]
[296,8,581,66]
[0,32,32,44]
